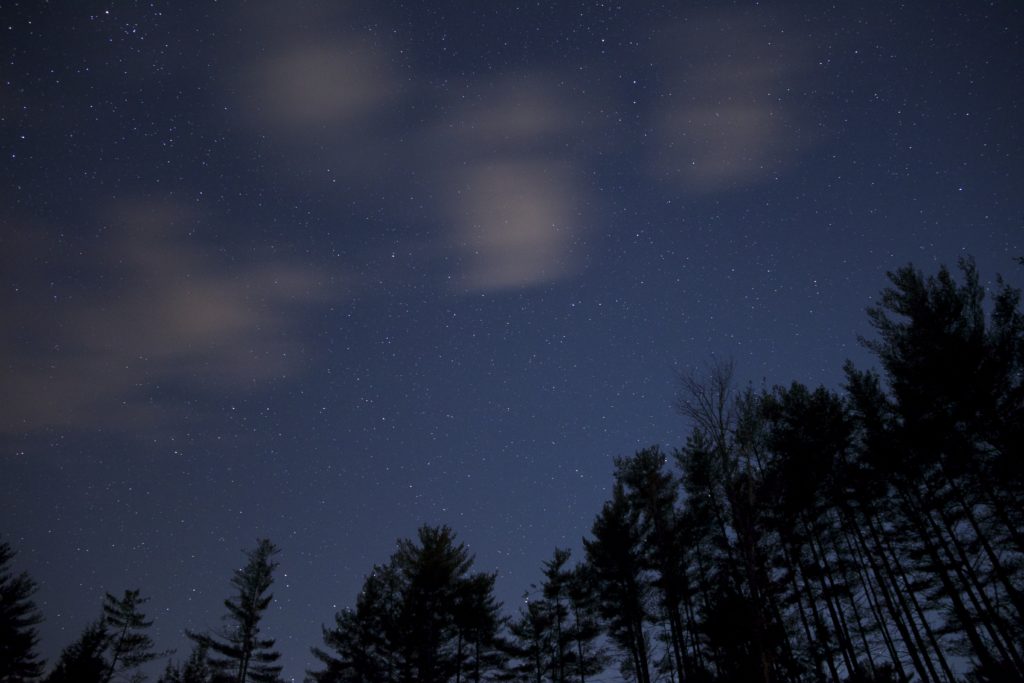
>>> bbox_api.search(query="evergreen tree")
[500,551,606,683]
[502,598,551,683]
[563,565,606,683]
[158,643,212,683]
[159,660,181,683]
[0,540,45,682]
[309,563,403,683]
[309,526,503,683]
[539,550,572,683]
[101,589,163,682]
[583,483,652,683]
[187,539,282,683]
[853,259,1024,677]
[452,571,503,683]
[614,447,692,683]
[393,526,474,683]
[45,620,109,683]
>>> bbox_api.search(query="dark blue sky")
[2,1,1021,680]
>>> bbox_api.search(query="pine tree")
[539,549,572,682]
[188,539,282,683]
[101,589,162,682]
[452,572,503,683]
[583,483,652,683]
[309,563,403,683]
[502,598,551,683]
[309,526,503,683]
[854,260,1024,677]
[0,540,45,682]
[564,565,606,683]
[158,643,212,683]
[614,447,693,683]
[392,526,478,683]
[159,660,182,683]
[45,620,109,683]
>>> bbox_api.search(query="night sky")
[2,1,1021,680]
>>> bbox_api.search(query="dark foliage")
[570,260,1022,682]
[0,540,45,682]
[187,539,282,683]
[101,589,163,682]
[309,526,503,683]
[158,643,212,683]
[44,621,109,683]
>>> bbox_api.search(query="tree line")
[1,259,1021,683]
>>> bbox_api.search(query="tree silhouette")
[583,483,652,683]
[0,539,45,682]
[101,589,163,682]
[158,643,213,683]
[502,550,606,683]
[563,564,606,683]
[852,259,1024,677]
[44,620,109,683]
[188,539,282,683]
[452,571,503,682]
[503,597,552,683]
[309,526,503,683]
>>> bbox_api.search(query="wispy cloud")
[449,160,580,291]
[437,75,589,292]
[0,201,338,433]
[223,1,407,187]
[248,42,400,132]
[225,6,597,294]
[650,9,816,193]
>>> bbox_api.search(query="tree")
[504,550,607,683]
[563,565,607,683]
[539,549,572,683]
[0,539,45,682]
[583,483,652,683]
[309,562,403,683]
[188,539,282,683]
[675,364,782,683]
[393,526,474,683]
[45,620,109,683]
[102,589,163,682]
[158,643,212,683]
[614,448,692,683]
[854,259,1024,677]
[502,598,551,683]
[452,571,503,683]
[309,526,504,683]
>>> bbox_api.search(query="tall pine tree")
[188,539,282,683]
[0,540,45,682]
[101,589,162,682]
[309,526,503,683]
[44,621,109,683]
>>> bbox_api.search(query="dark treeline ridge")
[1,259,1021,683]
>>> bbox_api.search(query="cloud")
[249,42,399,131]
[436,75,589,292]
[223,7,594,294]
[219,2,407,185]
[456,77,578,149]
[450,161,579,291]
[650,9,816,193]
[0,201,339,433]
